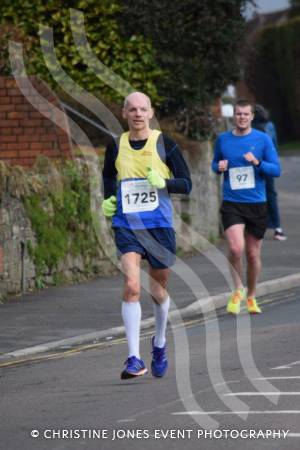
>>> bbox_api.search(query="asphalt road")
[1,286,300,450]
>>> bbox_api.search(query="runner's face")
[122,95,153,133]
[234,105,254,132]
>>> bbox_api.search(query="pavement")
[0,155,299,359]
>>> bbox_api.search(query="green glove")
[147,167,166,189]
[102,195,117,218]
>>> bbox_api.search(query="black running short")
[220,201,268,240]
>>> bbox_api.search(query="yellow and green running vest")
[112,129,173,229]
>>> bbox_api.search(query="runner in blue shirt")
[212,99,281,315]
[102,92,191,379]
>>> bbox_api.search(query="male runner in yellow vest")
[102,92,192,379]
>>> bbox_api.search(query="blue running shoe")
[121,356,148,380]
[151,336,168,378]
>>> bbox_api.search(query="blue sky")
[255,0,289,12]
[246,0,290,17]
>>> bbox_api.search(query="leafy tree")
[0,0,254,138]
[119,0,253,137]
[0,0,162,103]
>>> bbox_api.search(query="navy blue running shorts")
[113,227,176,269]
[220,201,268,240]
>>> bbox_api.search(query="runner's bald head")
[123,92,152,110]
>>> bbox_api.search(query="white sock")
[153,296,170,348]
[275,228,282,233]
[122,301,141,359]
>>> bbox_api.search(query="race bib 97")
[121,180,159,213]
[229,166,255,190]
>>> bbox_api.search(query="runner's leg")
[266,175,280,229]
[149,267,170,348]
[121,252,142,358]
[224,224,245,290]
[245,233,263,298]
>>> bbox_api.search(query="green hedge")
[0,0,162,104]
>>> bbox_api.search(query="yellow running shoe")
[226,288,245,315]
[247,297,262,314]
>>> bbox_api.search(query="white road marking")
[213,381,240,387]
[117,419,136,423]
[272,360,300,370]
[116,381,241,423]
[224,392,300,396]
[254,376,300,380]
[172,410,300,415]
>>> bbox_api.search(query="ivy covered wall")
[0,156,117,299]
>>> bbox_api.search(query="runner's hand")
[218,160,228,172]
[243,152,259,165]
[102,195,117,217]
[147,167,166,189]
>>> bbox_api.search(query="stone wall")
[0,193,35,295]
[173,140,220,252]
[0,157,117,299]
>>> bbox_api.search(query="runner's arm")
[257,135,281,177]
[162,135,192,194]
[211,137,223,174]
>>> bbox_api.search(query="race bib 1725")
[121,180,159,213]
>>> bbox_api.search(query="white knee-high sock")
[153,296,170,348]
[122,301,141,358]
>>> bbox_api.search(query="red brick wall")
[0,76,73,167]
